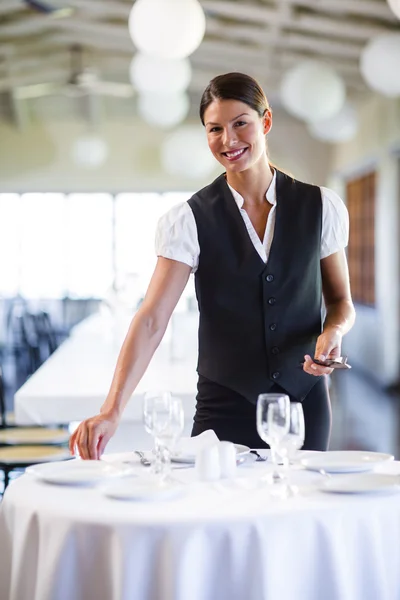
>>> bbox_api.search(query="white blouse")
[155,171,349,273]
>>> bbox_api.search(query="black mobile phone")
[312,357,352,370]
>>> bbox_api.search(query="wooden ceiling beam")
[290,0,398,21]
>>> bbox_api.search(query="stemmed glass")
[256,393,290,483]
[278,402,305,468]
[143,390,172,475]
[156,397,185,478]
[142,391,184,479]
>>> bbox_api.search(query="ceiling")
[0,0,399,125]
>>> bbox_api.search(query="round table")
[1,457,400,600]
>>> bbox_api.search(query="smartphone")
[311,357,351,370]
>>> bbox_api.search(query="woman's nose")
[222,129,238,147]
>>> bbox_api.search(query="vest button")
[269,323,277,331]
[265,274,274,282]
[268,297,276,306]
[271,346,280,355]
[272,371,280,380]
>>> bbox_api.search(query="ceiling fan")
[14,45,134,100]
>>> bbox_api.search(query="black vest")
[187,169,322,404]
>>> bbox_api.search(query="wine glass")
[143,390,172,475]
[278,402,305,467]
[256,393,290,483]
[156,397,185,477]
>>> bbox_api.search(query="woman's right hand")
[69,411,120,460]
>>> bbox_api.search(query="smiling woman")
[200,72,272,175]
[70,72,355,460]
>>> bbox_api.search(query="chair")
[33,311,58,362]
[0,367,70,493]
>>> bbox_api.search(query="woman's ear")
[263,109,273,135]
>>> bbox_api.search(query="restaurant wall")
[0,110,332,193]
[329,94,400,386]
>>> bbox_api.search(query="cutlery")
[250,450,268,462]
[134,450,151,467]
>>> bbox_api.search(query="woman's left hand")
[303,327,342,376]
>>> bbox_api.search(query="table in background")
[14,310,199,450]
[1,459,400,600]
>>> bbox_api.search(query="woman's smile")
[222,147,248,161]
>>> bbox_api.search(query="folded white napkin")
[174,429,220,457]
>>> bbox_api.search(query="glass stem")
[270,445,281,481]
[152,436,163,474]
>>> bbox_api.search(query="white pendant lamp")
[130,54,192,95]
[129,0,206,60]
[137,91,189,129]
[360,33,400,97]
[72,135,108,169]
[280,60,346,123]
[308,103,358,144]
[161,126,216,179]
[387,0,400,19]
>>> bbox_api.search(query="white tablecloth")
[14,311,199,426]
[2,458,400,600]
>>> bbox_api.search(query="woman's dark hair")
[199,72,270,125]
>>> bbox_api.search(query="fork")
[250,450,268,462]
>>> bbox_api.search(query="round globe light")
[387,0,400,19]
[161,126,216,179]
[280,60,346,123]
[130,54,192,94]
[360,33,400,97]
[72,135,108,168]
[308,103,359,143]
[129,0,206,60]
[137,92,190,129]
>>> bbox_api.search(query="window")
[0,191,194,302]
[346,171,375,306]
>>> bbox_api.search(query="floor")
[1,368,399,497]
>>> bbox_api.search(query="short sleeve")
[320,187,349,259]
[155,202,200,273]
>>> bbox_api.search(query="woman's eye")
[235,121,246,127]
[209,127,221,133]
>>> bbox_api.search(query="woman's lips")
[222,147,248,161]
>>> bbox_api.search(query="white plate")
[171,443,251,464]
[26,460,132,486]
[321,473,400,495]
[301,451,394,474]
[102,479,184,502]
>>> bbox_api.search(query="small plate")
[102,479,185,501]
[301,451,394,474]
[26,460,132,486]
[171,443,250,464]
[321,473,400,495]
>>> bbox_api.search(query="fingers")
[68,415,117,460]
[97,433,111,459]
[77,425,90,460]
[69,421,95,460]
[69,430,77,455]
[87,422,100,460]
[303,354,333,376]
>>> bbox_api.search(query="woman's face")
[203,99,272,173]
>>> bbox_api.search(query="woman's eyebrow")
[205,112,250,127]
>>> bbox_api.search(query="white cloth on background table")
[1,459,400,600]
[155,170,349,272]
